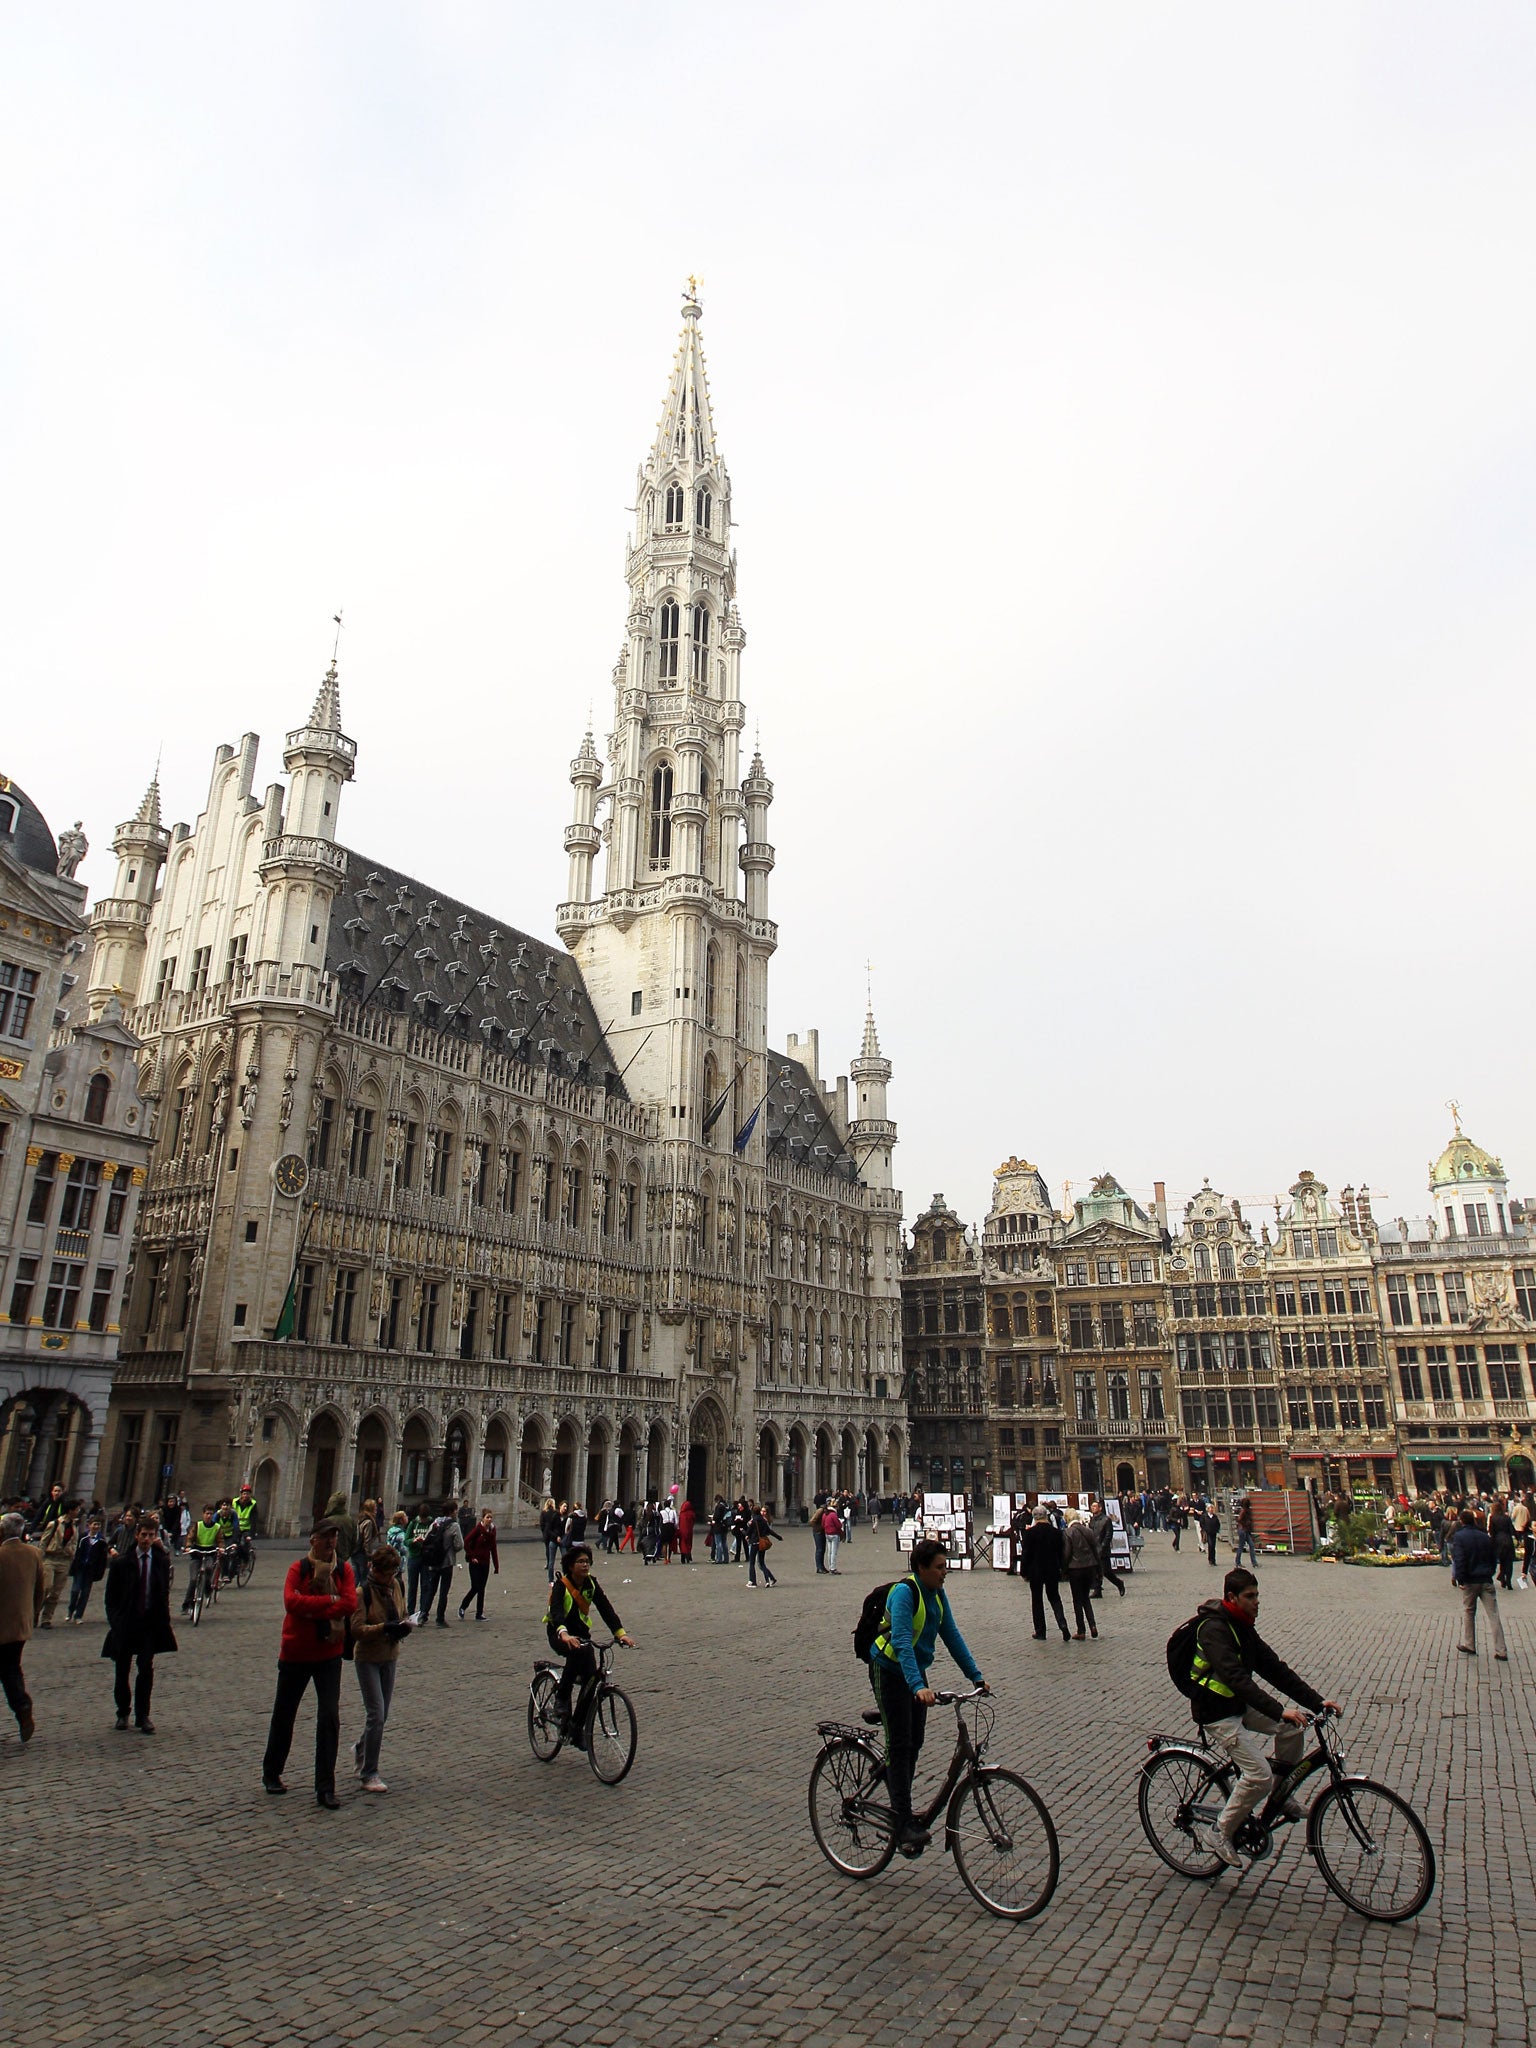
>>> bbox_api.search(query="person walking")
[386,1509,409,1566]
[261,1515,358,1805]
[102,1512,176,1733]
[709,1495,729,1563]
[1089,1499,1127,1600]
[1451,1509,1509,1660]
[405,1506,433,1618]
[1200,1501,1222,1567]
[425,1509,463,1626]
[1169,1497,1185,1552]
[458,1509,499,1620]
[350,1545,411,1792]
[1234,1496,1261,1571]
[0,1512,43,1742]
[67,1513,109,1623]
[1488,1497,1517,1592]
[37,1505,76,1628]
[618,1506,637,1554]
[350,1498,380,1585]
[539,1498,562,1581]
[1062,1511,1101,1640]
[811,1497,829,1575]
[747,1501,778,1587]
[677,1496,696,1564]
[321,1489,357,1567]
[1020,1505,1072,1642]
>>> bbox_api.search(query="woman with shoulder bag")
[350,1545,412,1793]
[747,1500,777,1588]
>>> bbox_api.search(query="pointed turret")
[249,635,357,984]
[282,652,356,840]
[650,285,719,473]
[87,765,173,1015]
[563,727,603,909]
[849,995,895,1191]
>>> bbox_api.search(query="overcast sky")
[3,5,1532,1235]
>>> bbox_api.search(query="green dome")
[1429,1129,1505,1191]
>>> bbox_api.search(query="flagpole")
[273,1201,320,1340]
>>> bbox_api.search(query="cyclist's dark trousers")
[460,1559,490,1617]
[262,1657,342,1794]
[871,1657,927,1825]
[113,1649,155,1725]
[553,1640,596,1712]
[1030,1578,1069,1639]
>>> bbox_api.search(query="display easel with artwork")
[899,1491,975,1569]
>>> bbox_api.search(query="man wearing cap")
[0,1511,44,1741]
[260,1516,358,1807]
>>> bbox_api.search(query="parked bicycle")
[526,1635,637,1785]
[809,1688,1059,1920]
[1138,1707,1435,1921]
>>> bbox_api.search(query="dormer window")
[0,796,16,837]
[695,488,712,533]
[664,482,685,528]
[658,601,680,682]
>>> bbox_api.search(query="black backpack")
[853,1574,932,1664]
[421,1521,449,1570]
[1165,1613,1204,1699]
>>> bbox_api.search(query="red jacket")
[278,1556,357,1662]
[464,1522,499,1569]
[678,1501,696,1540]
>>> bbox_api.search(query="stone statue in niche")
[278,1063,297,1131]
[239,1064,259,1128]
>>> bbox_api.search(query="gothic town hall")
[85,294,908,1533]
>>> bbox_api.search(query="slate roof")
[764,1054,859,1183]
[326,851,625,1092]
[0,776,61,877]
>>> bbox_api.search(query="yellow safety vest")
[192,1520,220,1550]
[873,1576,941,1667]
[234,1499,257,1532]
[1190,1618,1239,1699]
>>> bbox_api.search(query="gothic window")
[664,483,685,529]
[735,949,748,1038]
[695,488,711,532]
[690,603,710,684]
[84,1073,111,1125]
[658,601,680,681]
[705,945,719,1031]
[649,763,673,864]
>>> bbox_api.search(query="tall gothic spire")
[307,657,344,738]
[860,1004,883,1062]
[649,283,719,475]
[133,770,162,830]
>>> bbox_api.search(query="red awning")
[1237,1451,1257,1461]
[1213,1451,1232,1462]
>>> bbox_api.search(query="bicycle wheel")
[586,1684,638,1786]
[808,1739,897,1880]
[190,1580,204,1628]
[1138,1748,1228,1879]
[237,1550,255,1588]
[527,1671,563,1762]
[1309,1778,1436,1922]
[947,1767,1059,1920]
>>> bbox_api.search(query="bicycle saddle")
[862,1709,882,1726]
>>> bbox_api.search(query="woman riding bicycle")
[545,1546,634,1738]
[867,1537,988,1853]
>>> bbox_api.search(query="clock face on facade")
[273,1153,310,1198]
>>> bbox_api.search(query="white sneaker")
[361,1775,389,1794]
[1209,1829,1243,1870]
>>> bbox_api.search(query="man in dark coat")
[1019,1506,1071,1643]
[102,1512,177,1732]
[67,1514,109,1622]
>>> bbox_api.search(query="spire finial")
[331,609,343,665]
[684,274,702,313]
[1447,1097,1462,1135]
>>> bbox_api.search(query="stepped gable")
[327,849,625,1091]
[764,1053,858,1183]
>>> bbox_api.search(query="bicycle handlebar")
[931,1684,990,1707]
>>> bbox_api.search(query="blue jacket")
[880,1576,984,1694]
[1450,1525,1495,1586]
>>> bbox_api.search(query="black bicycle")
[527,1635,638,1785]
[809,1689,1059,1920]
[1138,1709,1435,1921]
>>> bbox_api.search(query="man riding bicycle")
[867,1536,988,1853]
[180,1503,224,1612]
[1190,1567,1340,1868]
[230,1484,259,1569]
[545,1545,634,1741]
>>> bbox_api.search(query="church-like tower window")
[695,488,712,533]
[705,944,719,1031]
[658,601,680,682]
[690,603,710,684]
[649,763,673,866]
[664,482,685,529]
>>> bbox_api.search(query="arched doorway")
[645,1420,668,1501]
[866,1429,882,1500]
[444,1414,473,1503]
[1115,1461,1137,1496]
[253,1456,281,1527]
[586,1420,609,1511]
[1509,1453,1535,1491]
[302,1411,344,1524]
[815,1428,834,1497]
[401,1414,434,1504]
[518,1417,549,1502]
[786,1425,810,1513]
[617,1422,640,1508]
[482,1417,511,1508]
[840,1427,860,1493]
[552,1418,581,1505]
[886,1427,906,1495]
[757,1424,780,1509]
[687,1396,728,1513]
[356,1413,388,1504]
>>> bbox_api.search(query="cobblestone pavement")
[3,1527,1532,2048]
